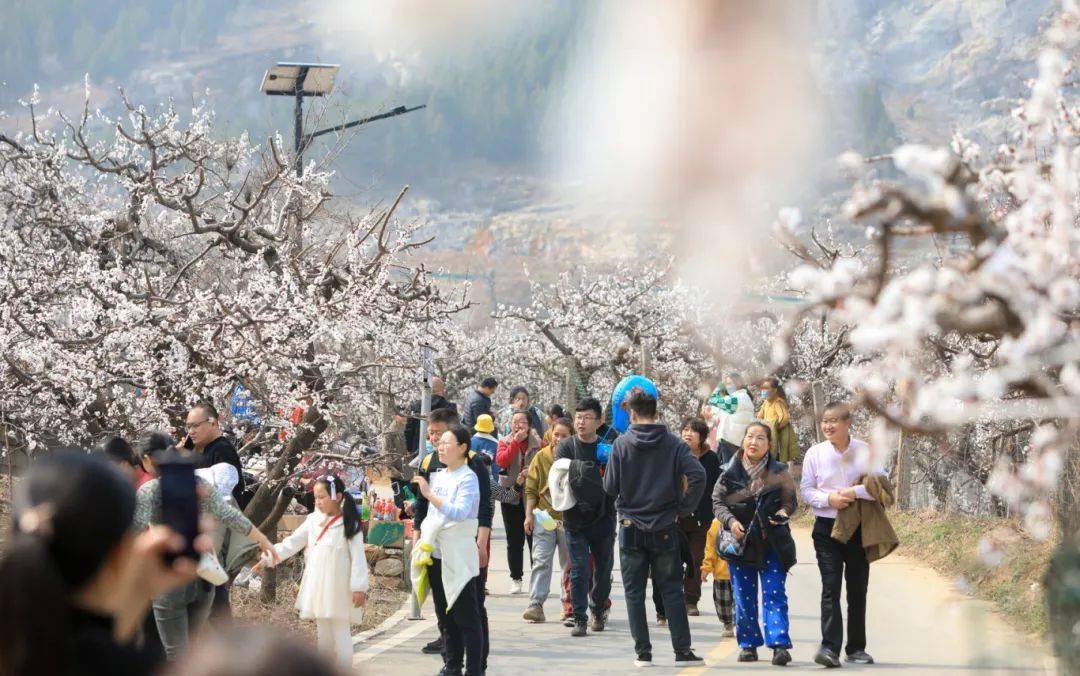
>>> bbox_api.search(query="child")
[701,517,736,637]
[256,475,369,668]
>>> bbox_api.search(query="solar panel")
[260,62,339,96]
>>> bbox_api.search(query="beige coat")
[831,474,899,562]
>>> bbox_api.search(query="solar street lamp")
[260,62,425,176]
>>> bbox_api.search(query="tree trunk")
[244,405,328,527]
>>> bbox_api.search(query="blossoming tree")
[0,89,465,529]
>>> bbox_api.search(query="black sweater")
[692,450,722,525]
[195,435,245,503]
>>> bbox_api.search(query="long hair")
[314,475,361,540]
[761,377,788,402]
[0,452,136,676]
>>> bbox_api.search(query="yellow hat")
[474,414,495,434]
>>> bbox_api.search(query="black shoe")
[675,650,705,665]
[571,620,588,637]
[436,668,462,676]
[846,650,875,665]
[422,637,444,655]
[737,648,758,663]
[634,652,653,667]
[772,648,792,666]
[814,648,842,668]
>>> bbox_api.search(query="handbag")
[716,492,763,559]
[717,527,747,558]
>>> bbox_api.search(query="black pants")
[477,565,489,670]
[620,523,692,656]
[679,517,708,604]
[430,558,484,675]
[500,500,532,581]
[812,517,869,655]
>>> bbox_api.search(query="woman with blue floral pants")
[711,421,798,666]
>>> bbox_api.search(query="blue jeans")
[619,524,692,655]
[728,548,792,650]
[566,516,615,622]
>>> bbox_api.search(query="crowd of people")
[406,374,893,673]
[0,401,366,676]
[0,372,895,675]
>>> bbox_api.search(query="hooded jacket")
[603,423,706,533]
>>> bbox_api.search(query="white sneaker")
[509,579,524,595]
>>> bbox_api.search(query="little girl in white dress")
[256,475,369,668]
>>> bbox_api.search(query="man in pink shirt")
[799,402,883,668]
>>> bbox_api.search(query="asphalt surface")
[353,512,1055,675]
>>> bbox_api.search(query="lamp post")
[260,62,425,176]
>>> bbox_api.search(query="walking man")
[554,397,618,637]
[462,377,498,430]
[604,388,706,668]
[800,402,882,668]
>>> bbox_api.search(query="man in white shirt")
[799,402,882,668]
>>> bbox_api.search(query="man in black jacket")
[411,407,493,669]
[604,388,706,668]
[461,377,498,430]
[555,397,619,637]
[404,376,457,454]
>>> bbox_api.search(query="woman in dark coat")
[712,421,797,666]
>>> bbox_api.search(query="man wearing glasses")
[554,397,618,637]
[800,402,884,668]
[183,402,244,503]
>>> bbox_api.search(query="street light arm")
[305,104,427,143]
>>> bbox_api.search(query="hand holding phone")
[157,452,199,562]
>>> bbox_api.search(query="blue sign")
[229,384,262,424]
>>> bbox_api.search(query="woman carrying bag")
[711,421,798,666]
[412,424,484,676]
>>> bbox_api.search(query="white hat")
[195,462,240,498]
[548,458,577,512]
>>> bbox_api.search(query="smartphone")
[157,452,199,562]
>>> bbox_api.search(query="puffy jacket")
[711,453,797,571]
[707,389,755,447]
[461,389,492,430]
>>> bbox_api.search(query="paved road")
[353,512,1055,675]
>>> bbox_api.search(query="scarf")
[707,385,731,410]
[740,452,769,495]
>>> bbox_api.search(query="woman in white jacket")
[412,423,483,676]
[255,474,368,668]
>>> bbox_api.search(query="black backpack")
[568,458,608,523]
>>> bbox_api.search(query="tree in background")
[771,5,1080,662]
[0,88,465,532]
